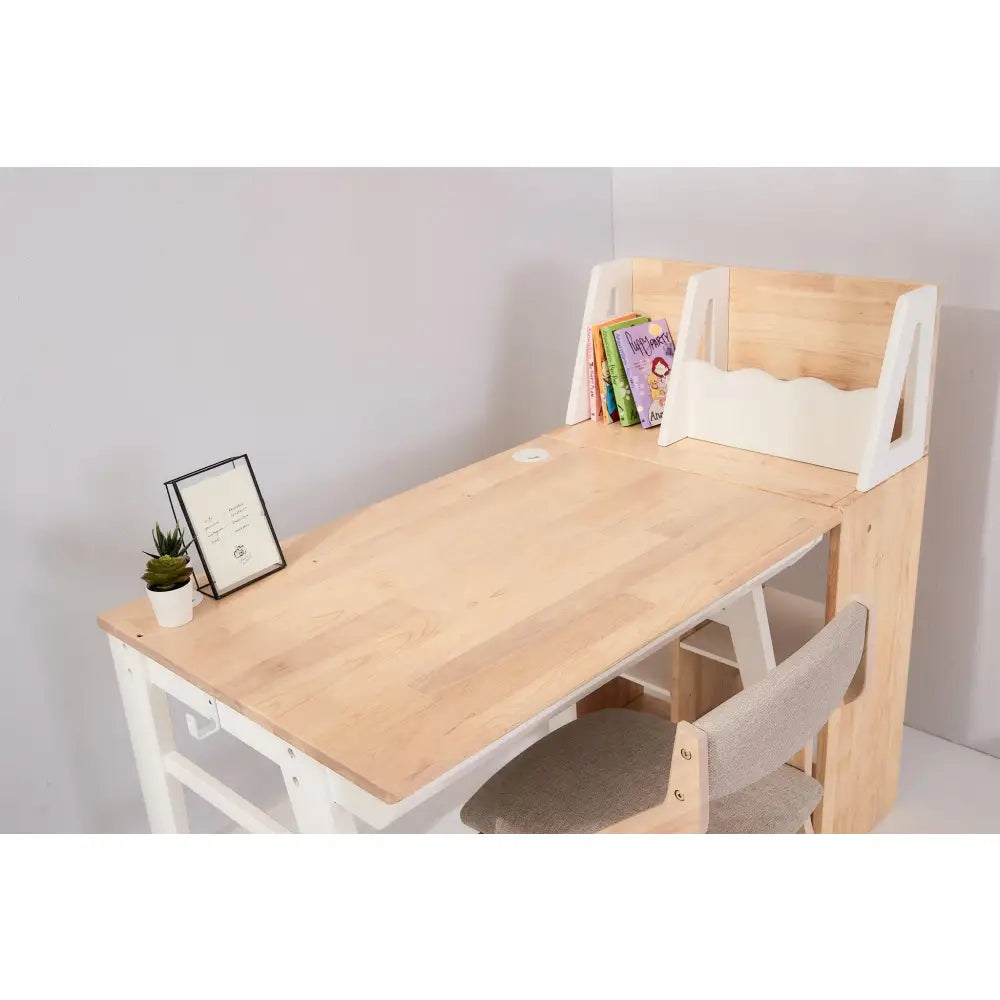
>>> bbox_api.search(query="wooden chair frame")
[600,726,816,835]
[602,722,709,834]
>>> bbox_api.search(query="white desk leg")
[109,638,189,833]
[282,750,357,833]
[716,586,776,688]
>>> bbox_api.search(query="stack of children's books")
[586,312,676,429]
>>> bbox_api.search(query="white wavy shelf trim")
[677,360,877,473]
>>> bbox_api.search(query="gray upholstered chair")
[460,601,867,834]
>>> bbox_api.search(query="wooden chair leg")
[800,741,816,833]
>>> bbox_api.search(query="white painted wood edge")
[658,267,730,446]
[857,284,937,492]
[566,258,633,425]
[620,656,671,699]
[683,361,877,472]
[162,750,289,833]
[109,638,190,833]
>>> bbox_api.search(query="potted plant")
[142,522,194,628]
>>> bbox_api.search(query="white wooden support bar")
[162,751,289,833]
[207,702,359,832]
[710,585,777,688]
[109,638,189,833]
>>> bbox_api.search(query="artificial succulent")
[142,555,192,592]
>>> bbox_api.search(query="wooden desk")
[101,254,936,834]
[99,429,840,827]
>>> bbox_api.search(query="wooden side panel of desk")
[815,458,928,833]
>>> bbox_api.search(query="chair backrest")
[695,601,868,801]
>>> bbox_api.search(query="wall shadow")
[905,305,1000,752]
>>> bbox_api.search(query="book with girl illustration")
[613,318,675,429]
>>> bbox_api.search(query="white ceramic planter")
[147,578,194,628]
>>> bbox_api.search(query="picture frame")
[164,455,286,599]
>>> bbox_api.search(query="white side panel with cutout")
[565,258,633,425]
[658,267,730,446]
[857,284,937,491]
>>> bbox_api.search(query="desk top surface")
[98,428,843,803]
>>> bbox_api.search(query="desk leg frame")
[281,749,357,833]
[110,639,190,833]
[109,636,359,834]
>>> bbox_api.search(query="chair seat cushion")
[707,764,822,834]
[461,708,676,834]
[461,708,823,834]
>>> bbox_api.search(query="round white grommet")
[512,447,551,464]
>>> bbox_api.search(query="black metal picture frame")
[164,455,286,600]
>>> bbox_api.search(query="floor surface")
[872,726,1000,833]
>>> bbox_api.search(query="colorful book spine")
[586,326,599,420]
[591,312,638,424]
[600,315,649,427]
[613,318,675,429]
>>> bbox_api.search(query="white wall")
[612,168,1000,756]
[1,169,612,831]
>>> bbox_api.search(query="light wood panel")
[632,257,929,393]
[546,422,858,506]
[728,267,923,390]
[623,693,671,720]
[814,458,928,833]
[631,258,715,337]
[99,432,839,804]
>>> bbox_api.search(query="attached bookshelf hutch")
[564,257,938,833]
